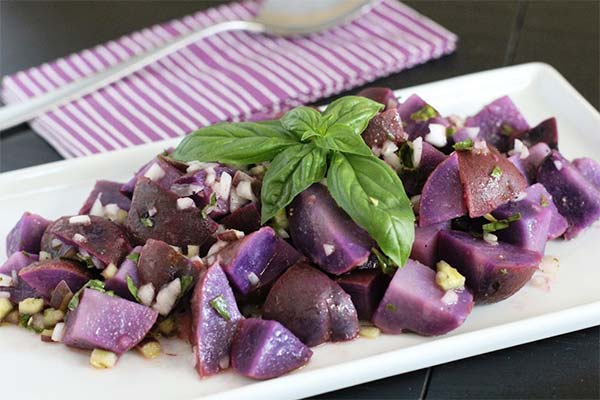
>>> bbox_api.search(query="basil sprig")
[172,96,415,266]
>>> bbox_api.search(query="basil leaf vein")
[322,96,384,135]
[314,124,373,156]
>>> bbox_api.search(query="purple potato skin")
[6,212,50,255]
[396,94,440,140]
[260,238,303,291]
[191,263,243,378]
[19,259,91,298]
[401,141,447,196]
[137,239,198,290]
[219,202,261,233]
[419,153,467,226]
[537,151,600,239]
[437,230,542,304]
[573,157,600,191]
[288,184,373,275]
[356,87,398,110]
[231,318,313,380]
[465,96,529,153]
[511,117,558,150]
[0,252,40,303]
[121,155,183,197]
[41,215,131,269]
[127,177,218,247]
[362,108,407,149]
[263,263,359,347]
[372,259,473,336]
[105,246,142,300]
[79,180,132,214]
[62,289,158,354]
[337,269,391,320]
[410,221,451,267]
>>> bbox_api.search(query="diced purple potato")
[288,184,373,275]
[219,202,261,233]
[263,263,359,347]
[401,140,447,196]
[105,246,142,300]
[41,216,131,269]
[573,157,600,191]
[457,143,527,218]
[512,117,558,149]
[410,221,451,267]
[465,96,529,153]
[231,318,312,380]
[49,280,73,310]
[260,238,303,290]
[0,251,39,275]
[396,94,440,140]
[511,183,567,240]
[6,212,50,255]
[137,239,198,290]
[437,230,542,303]
[0,252,40,303]
[337,269,391,320]
[127,177,218,247]
[356,86,398,109]
[79,180,132,215]
[362,108,407,149]
[62,289,158,354]
[372,259,473,336]
[121,155,183,197]
[191,263,243,378]
[419,153,467,226]
[19,259,91,298]
[508,142,552,184]
[537,151,600,239]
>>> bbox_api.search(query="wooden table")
[1,1,598,398]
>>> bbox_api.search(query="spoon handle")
[0,20,265,132]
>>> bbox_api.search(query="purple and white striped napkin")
[1,0,456,158]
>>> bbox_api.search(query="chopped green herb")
[453,139,474,151]
[140,217,154,228]
[490,166,503,179]
[126,275,141,302]
[201,193,217,219]
[180,275,194,296]
[410,104,438,122]
[209,295,231,321]
[446,126,456,136]
[500,268,508,275]
[68,279,106,311]
[372,247,397,276]
[500,123,514,136]
[126,252,140,263]
[482,213,521,233]
[19,314,31,328]
[540,195,549,207]
[399,142,415,170]
[385,303,397,312]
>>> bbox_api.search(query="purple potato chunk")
[537,151,600,239]
[512,117,558,149]
[127,177,218,247]
[400,140,447,196]
[79,180,132,215]
[121,154,183,197]
[263,263,359,347]
[19,259,91,298]
[356,86,398,109]
[410,221,451,267]
[508,142,551,184]
[137,239,198,290]
[62,289,158,354]
[41,216,131,269]
[219,202,261,233]
[6,212,50,255]
[396,94,440,140]
[573,157,600,191]
[337,269,391,320]
[231,318,312,380]
[0,252,40,303]
[288,184,373,275]
[437,230,542,303]
[419,153,467,226]
[105,246,142,300]
[49,280,73,311]
[0,251,39,275]
[520,183,568,240]
[465,96,529,152]
[362,108,407,149]
[191,263,243,378]
[372,259,473,336]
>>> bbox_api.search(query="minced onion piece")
[229,190,247,213]
[508,139,530,160]
[51,238,62,248]
[483,232,498,244]
[412,137,423,168]
[11,270,18,284]
[441,289,459,305]
[204,167,217,185]
[425,123,448,147]
[0,298,13,321]
[138,283,156,307]
[153,278,181,316]
[171,183,203,197]
[89,197,104,217]
[323,244,335,256]
[410,195,421,212]
[147,206,158,217]
[462,126,480,139]
[90,349,118,369]
[68,215,91,225]
[51,322,65,342]
[384,151,401,171]
[72,233,87,244]
[170,245,182,253]
[218,355,230,370]
[38,251,51,261]
[247,272,260,287]
[513,191,528,202]
[101,263,118,280]
[19,298,44,315]
[138,341,162,359]
[187,245,200,258]
[381,140,398,156]
[176,197,196,210]
[212,172,232,201]
[370,145,382,157]
[235,180,256,202]
[144,163,166,182]
[359,325,381,339]
[447,114,465,128]
[42,308,65,328]
[553,160,563,171]
[206,240,229,258]
[186,161,218,173]
[0,273,13,287]
[473,140,489,154]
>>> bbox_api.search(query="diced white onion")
[323,244,335,256]
[539,255,560,278]
[473,140,489,154]
[371,146,382,157]
[229,190,247,213]
[448,115,465,129]
[412,137,423,168]
[89,197,104,217]
[206,240,229,257]
[384,152,402,171]
[138,283,156,307]
[441,290,459,305]
[235,180,256,202]
[0,273,13,287]
[508,139,530,160]
[144,163,166,181]
[553,160,563,171]
[170,183,203,197]
[51,322,65,342]
[187,245,200,258]
[72,233,87,244]
[147,206,157,217]
[463,126,480,139]
[212,172,232,200]
[177,197,196,210]
[204,167,217,185]
[247,272,260,286]
[39,251,51,261]
[483,232,498,244]
[381,140,399,156]
[104,203,120,218]
[410,195,421,212]
[170,245,182,253]
[513,191,528,202]
[425,123,448,148]
[68,215,91,225]
[101,263,118,280]
[186,161,218,173]
[218,355,230,370]
[51,238,63,248]
[153,278,181,316]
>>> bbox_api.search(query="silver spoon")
[0,0,375,131]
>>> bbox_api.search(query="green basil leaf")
[260,144,327,223]
[280,106,324,140]
[209,294,231,321]
[172,120,299,164]
[314,124,373,156]
[322,96,384,135]
[126,275,141,302]
[327,152,415,266]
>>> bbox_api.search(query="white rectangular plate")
[1,62,599,400]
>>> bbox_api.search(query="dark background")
[1,1,599,398]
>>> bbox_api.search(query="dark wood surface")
[0,1,598,398]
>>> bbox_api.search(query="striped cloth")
[1,0,456,158]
